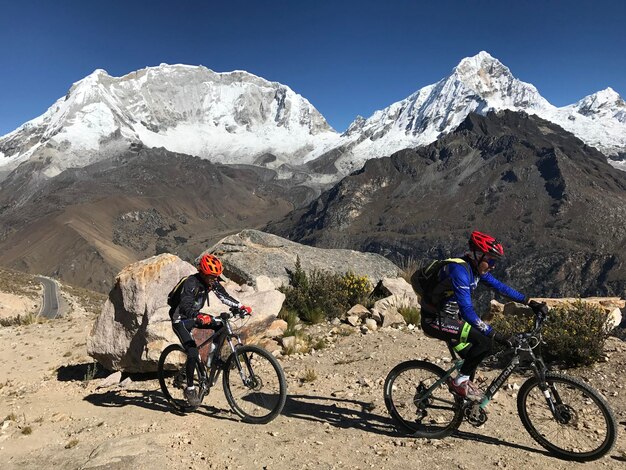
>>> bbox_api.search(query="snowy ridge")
[332,51,626,175]
[1,53,625,180]
[0,64,340,177]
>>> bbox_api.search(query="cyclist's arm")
[449,263,492,335]
[480,272,527,303]
[210,280,242,309]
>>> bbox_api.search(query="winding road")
[35,276,60,319]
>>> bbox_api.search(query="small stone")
[118,377,133,389]
[96,371,122,389]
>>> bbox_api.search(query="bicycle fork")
[529,359,566,422]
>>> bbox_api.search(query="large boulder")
[87,254,285,373]
[87,254,194,372]
[207,229,402,288]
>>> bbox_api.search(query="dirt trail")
[1,300,625,469]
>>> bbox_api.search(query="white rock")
[364,318,378,331]
[97,371,122,389]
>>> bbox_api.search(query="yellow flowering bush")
[279,257,372,321]
[491,299,610,366]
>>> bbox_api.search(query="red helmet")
[469,231,504,258]
[197,253,223,276]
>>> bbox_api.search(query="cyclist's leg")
[172,319,200,388]
[455,325,491,377]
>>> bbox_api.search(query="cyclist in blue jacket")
[420,231,547,401]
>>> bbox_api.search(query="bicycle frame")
[195,312,245,391]
[417,315,555,413]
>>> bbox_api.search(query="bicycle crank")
[463,403,488,427]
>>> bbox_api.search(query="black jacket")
[170,273,241,323]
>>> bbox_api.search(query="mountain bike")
[158,307,287,424]
[383,310,617,461]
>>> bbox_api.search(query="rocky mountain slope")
[0,146,299,291]
[268,110,626,298]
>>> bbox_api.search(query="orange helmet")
[197,253,223,276]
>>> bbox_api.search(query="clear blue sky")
[1,0,625,135]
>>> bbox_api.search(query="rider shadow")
[452,429,552,457]
[279,393,400,437]
[85,387,178,413]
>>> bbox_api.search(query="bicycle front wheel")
[384,360,463,438]
[517,372,617,461]
[158,344,203,413]
[222,345,287,424]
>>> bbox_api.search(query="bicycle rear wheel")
[158,344,203,413]
[384,360,463,438]
[222,345,287,424]
[517,372,617,461]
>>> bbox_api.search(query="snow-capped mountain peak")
[0,64,340,177]
[1,54,625,181]
[329,52,625,175]
[449,51,550,111]
[452,50,509,80]
[327,52,555,174]
[572,87,626,119]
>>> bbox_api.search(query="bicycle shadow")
[83,379,239,423]
[452,429,551,457]
[281,393,553,458]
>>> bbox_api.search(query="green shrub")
[398,305,421,326]
[279,257,371,322]
[301,307,326,325]
[82,362,99,387]
[491,300,610,366]
[278,309,303,339]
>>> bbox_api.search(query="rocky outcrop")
[208,229,402,288]
[87,254,285,372]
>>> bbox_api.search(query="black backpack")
[167,275,190,308]
[410,258,470,304]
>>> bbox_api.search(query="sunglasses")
[482,256,496,268]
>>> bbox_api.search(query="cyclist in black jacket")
[169,253,251,406]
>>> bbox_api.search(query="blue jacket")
[440,258,526,335]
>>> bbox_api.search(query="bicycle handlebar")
[219,307,252,320]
